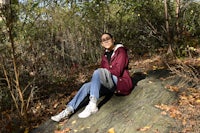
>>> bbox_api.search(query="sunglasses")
[101,37,112,43]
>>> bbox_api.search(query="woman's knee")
[93,69,100,75]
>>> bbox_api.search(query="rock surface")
[31,69,181,133]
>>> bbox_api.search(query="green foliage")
[182,2,200,37]
[0,0,199,81]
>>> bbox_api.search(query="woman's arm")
[101,48,128,77]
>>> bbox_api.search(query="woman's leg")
[51,82,91,122]
[70,69,117,109]
[67,82,91,111]
[51,69,118,121]
[78,69,118,118]
[78,69,101,118]
[87,68,118,100]
[89,69,101,100]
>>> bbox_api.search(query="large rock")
[31,69,181,133]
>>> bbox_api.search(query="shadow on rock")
[98,72,147,108]
[131,72,147,88]
[147,69,171,79]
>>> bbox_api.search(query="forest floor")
[0,54,200,133]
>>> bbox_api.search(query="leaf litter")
[155,86,200,133]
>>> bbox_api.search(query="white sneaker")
[78,101,98,118]
[51,108,72,122]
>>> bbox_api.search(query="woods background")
[0,0,200,132]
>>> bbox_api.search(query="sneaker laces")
[58,109,70,119]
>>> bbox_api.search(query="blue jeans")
[67,69,117,112]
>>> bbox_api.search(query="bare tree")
[0,0,34,124]
[175,0,180,38]
[164,0,173,54]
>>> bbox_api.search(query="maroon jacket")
[100,44,133,95]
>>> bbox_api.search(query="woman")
[51,33,133,122]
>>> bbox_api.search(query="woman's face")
[101,34,115,50]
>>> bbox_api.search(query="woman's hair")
[101,33,113,39]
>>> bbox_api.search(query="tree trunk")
[164,0,173,54]
[175,0,180,40]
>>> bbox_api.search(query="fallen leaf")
[196,99,200,103]
[155,104,170,111]
[58,119,68,126]
[165,85,179,92]
[54,128,71,133]
[24,128,29,133]
[161,111,167,115]
[72,120,76,124]
[63,128,71,132]
[160,77,165,80]
[153,65,158,70]
[148,81,153,83]
[54,130,64,133]
[137,126,151,131]
[108,127,115,133]
[182,119,187,125]
[53,103,59,108]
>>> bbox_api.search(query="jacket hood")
[105,43,124,52]
[113,44,124,51]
